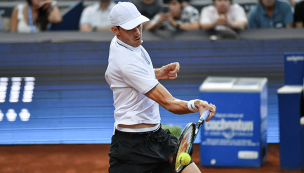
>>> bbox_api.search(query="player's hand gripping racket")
[172,109,210,173]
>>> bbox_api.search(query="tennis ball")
[178,153,191,165]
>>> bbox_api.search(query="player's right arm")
[145,83,216,121]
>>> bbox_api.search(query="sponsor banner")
[199,85,267,167]
[202,114,256,146]
[0,77,34,122]
[284,53,304,85]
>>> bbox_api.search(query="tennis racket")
[172,109,210,173]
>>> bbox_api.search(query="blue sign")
[284,53,304,85]
[199,77,267,167]
[1,39,303,145]
[278,86,304,170]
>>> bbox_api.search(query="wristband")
[187,99,198,112]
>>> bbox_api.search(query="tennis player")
[105,2,216,173]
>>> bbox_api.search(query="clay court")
[0,143,302,173]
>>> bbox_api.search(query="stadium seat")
[49,1,83,31]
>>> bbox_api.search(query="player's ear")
[111,26,120,37]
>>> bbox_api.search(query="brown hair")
[26,0,49,31]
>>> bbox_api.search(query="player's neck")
[116,36,133,48]
[116,36,125,45]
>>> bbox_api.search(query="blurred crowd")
[10,0,62,32]
[6,0,304,33]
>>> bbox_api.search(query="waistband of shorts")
[114,125,162,138]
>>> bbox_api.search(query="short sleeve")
[184,6,199,23]
[17,4,24,20]
[122,61,159,94]
[282,3,293,25]
[234,5,248,23]
[200,6,213,24]
[79,7,91,25]
[248,8,258,28]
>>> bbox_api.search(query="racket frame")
[172,122,195,173]
[172,110,210,173]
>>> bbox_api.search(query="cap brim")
[120,15,150,30]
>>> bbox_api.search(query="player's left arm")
[154,62,180,80]
[145,83,216,121]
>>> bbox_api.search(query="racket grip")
[200,109,210,121]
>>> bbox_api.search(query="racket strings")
[175,126,194,171]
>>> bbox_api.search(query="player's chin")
[133,40,142,47]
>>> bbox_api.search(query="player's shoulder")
[111,41,137,58]
[109,38,142,66]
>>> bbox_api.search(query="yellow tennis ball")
[178,153,191,165]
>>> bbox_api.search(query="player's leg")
[181,162,201,173]
[108,132,158,173]
[151,160,173,173]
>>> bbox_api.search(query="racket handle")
[200,109,210,121]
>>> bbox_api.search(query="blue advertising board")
[199,77,267,167]
[278,52,304,170]
[0,75,115,144]
[301,117,304,170]
[1,39,304,144]
[278,86,304,170]
[284,53,304,85]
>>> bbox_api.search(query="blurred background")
[0,0,303,172]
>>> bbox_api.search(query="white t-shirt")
[17,4,39,33]
[105,36,160,132]
[200,4,247,30]
[150,5,199,31]
[79,2,115,28]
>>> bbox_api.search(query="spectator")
[287,0,303,7]
[0,10,3,31]
[294,1,304,27]
[79,0,115,31]
[200,0,247,31]
[181,0,190,7]
[10,0,62,32]
[145,0,200,31]
[132,0,162,19]
[288,0,297,7]
[249,0,293,28]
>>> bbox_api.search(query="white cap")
[110,2,150,30]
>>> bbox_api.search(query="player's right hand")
[195,100,216,122]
